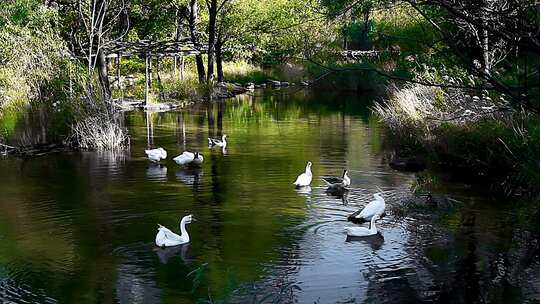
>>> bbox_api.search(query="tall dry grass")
[71,115,129,151]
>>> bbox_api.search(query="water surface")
[1,90,539,303]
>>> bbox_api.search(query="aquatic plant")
[71,114,129,151]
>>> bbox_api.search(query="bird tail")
[321,178,331,185]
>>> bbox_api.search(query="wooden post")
[173,56,178,78]
[180,55,184,81]
[148,54,153,88]
[145,53,149,106]
[157,56,163,99]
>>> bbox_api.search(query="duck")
[155,214,195,247]
[145,147,167,162]
[208,134,227,148]
[173,151,204,167]
[293,161,312,187]
[348,192,386,223]
[345,214,380,237]
[322,169,350,197]
[322,169,351,187]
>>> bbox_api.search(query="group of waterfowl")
[293,161,386,237]
[148,136,386,248]
[145,134,227,247]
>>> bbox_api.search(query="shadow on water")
[1,89,540,303]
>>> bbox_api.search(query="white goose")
[322,169,351,187]
[293,161,313,187]
[345,214,380,237]
[155,215,195,247]
[173,151,204,167]
[145,147,167,162]
[208,134,227,148]
[355,192,386,221]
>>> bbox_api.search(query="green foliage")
[0,0,70,108]
[118,58,146,75]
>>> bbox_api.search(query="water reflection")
[146,164,167,181]
[175,168,203,187]
[154,244,193,264]
[346,232,385,250]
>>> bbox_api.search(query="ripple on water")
[0,278,57,304]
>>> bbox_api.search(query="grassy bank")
[374,83,540,195]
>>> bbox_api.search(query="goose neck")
[180,218,189,241]
[370,217,378,233]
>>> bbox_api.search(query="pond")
[0,89,539,303]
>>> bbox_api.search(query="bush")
[374,78,540,194]
[71,114,130,151]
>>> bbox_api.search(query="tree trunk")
[216,37,224,83]
[207,0,218,83]
[96,48,111,98]
[482,27,490,75]
[116,53,121,89]
[188,0,206,83]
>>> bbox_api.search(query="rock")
[245,82,255,90]
[300,81,310,86]
[260,83,267,88]
[216,82,227,88]
[281,81,289,87]
[268,80,281,87]
[389,157,426,172]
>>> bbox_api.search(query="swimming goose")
[155,215,195,247]
[322,169,351,187]
[208,134,227,148]
[145,147,167,162]
[345,214,380,237]
[352,192,386,222]
[173,151,204,167]
[293,161,313,187]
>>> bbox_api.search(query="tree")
[57,0,128,98]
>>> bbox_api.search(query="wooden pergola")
[104,38,205,105]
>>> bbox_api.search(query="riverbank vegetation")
[1,0,539,194]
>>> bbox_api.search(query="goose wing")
[173,152,194,165]
[322,176,343,185]
[145,149,159,158]
[208,138,220,145]
[156,225,181,241]
[357,199,383,220]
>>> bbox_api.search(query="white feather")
[145,147,167,162]
[293,161,313,187]
[356,193,386,221]
[155,215,194,247]
[173,151,204,166]
[345,215,380,237]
